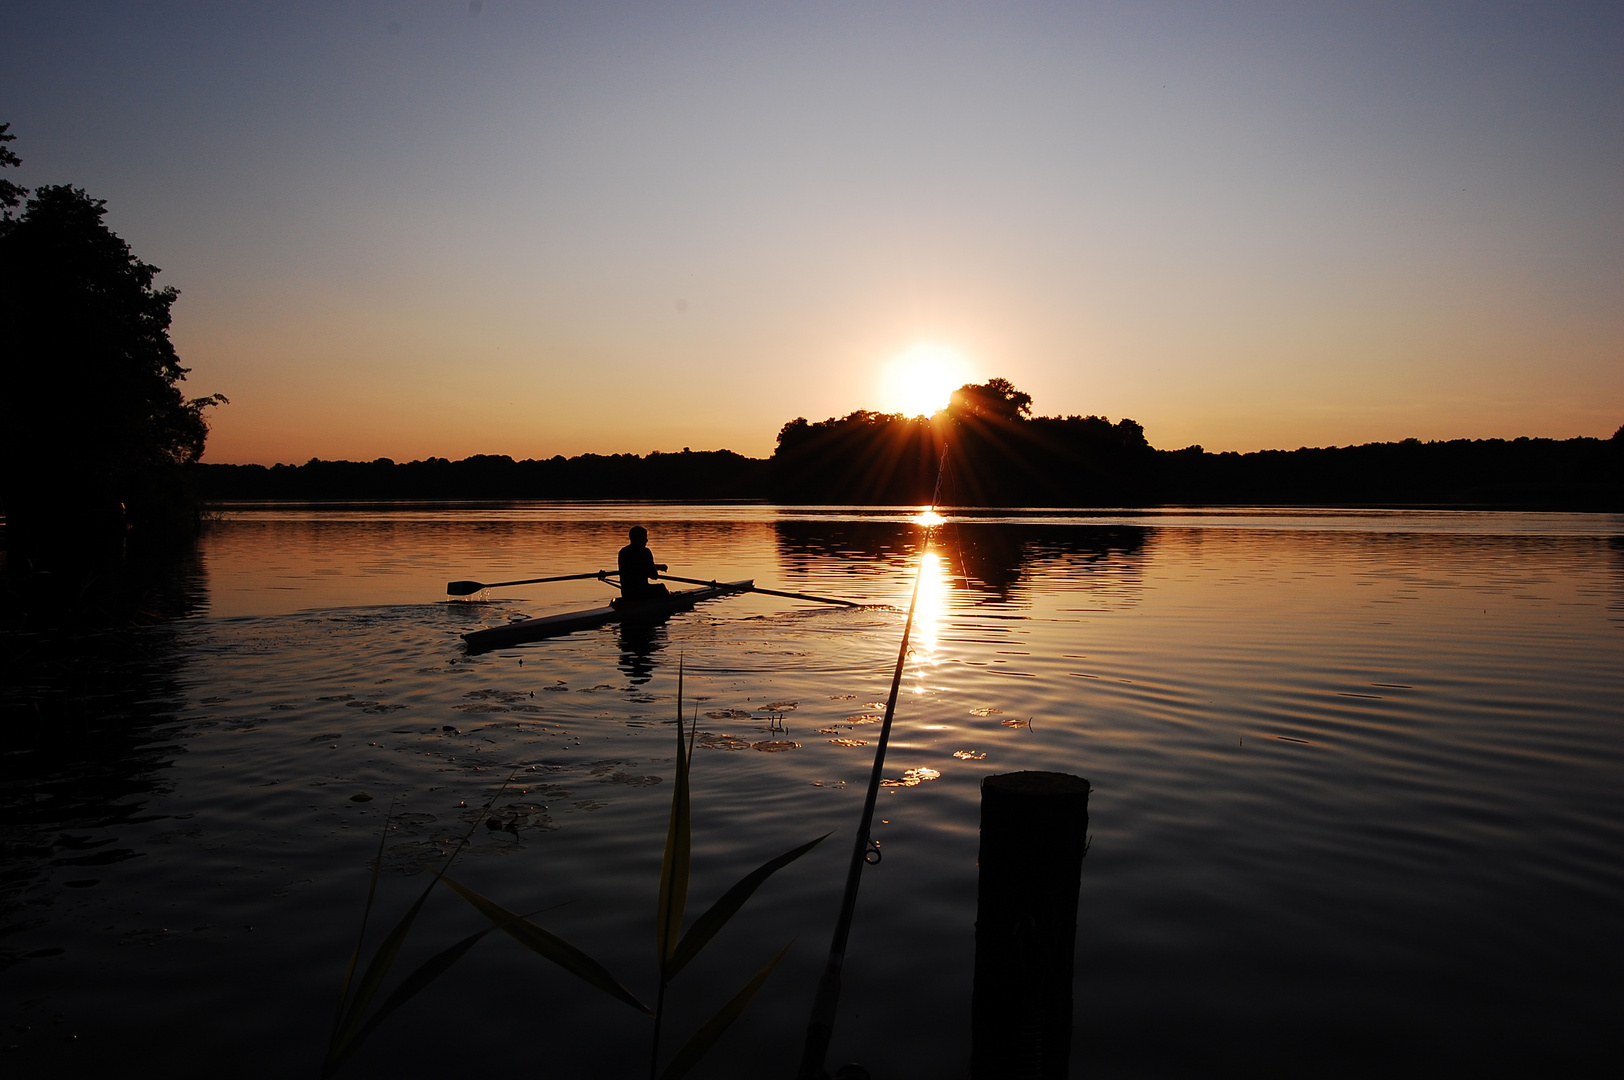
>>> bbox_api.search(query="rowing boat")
[461,579,753,652]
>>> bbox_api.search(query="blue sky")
[3,1,1619,461]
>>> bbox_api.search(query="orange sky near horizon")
[4,3,1619,465]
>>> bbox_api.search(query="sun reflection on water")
[907,546,951,690]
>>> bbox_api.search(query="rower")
[617,526,669,602]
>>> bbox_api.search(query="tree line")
[768,380,1620,509]
[192,450,767,502]
[193,379,1622,510]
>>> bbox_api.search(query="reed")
[643,662,831,1078]
[321,777,545,1076]
[323,661,827,1078]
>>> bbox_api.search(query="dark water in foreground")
[2,505,1621,1077]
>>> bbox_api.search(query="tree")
[0,122,25,224]
[949,377,1033,421]
[0,173,225,566]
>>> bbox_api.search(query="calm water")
[2,505,1621,1077]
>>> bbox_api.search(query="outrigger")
[452,571,859,653]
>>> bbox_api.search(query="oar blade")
[446,580,485,596]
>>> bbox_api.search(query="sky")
[2,1,1620,463]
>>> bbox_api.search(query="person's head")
[628,526,648,547]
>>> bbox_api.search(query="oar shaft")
[747,585,862,607]
[488,571,608,588]
[657,574,859,607]
[446,571,613,595]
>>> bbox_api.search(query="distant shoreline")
[188,499,1617,514]
[187,433,1621,512]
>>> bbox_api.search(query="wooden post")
[971,771,1091,1079]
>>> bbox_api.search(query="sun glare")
[880,345,972,417]
[907,547,950,690]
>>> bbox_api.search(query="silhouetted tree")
[0,122,25,227]
[191,448,769,501]
[765,378,1159,506]
[950,377,1032,421]
[0,176,225,568]
[771,411,939,502]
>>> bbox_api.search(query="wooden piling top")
[981,771,1091,798]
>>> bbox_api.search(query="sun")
[879,345,973,417]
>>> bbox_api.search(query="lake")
[2,504,1620,1077]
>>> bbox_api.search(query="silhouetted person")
[618,526,669,601]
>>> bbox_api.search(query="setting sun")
[878,345,973,418]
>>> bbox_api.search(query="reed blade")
[655,662,692,969]
[323,920,504,1075]
[657,943,793,1080]
[331,771,518,1054]
[668,832,831,979]
[440,873,651,1015]
[331,799,394,1039]
[330,875,437,1052]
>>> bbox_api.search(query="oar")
[446,571,615,597]
[657,573,862,608]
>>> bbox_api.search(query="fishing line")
[796,439,950,1079]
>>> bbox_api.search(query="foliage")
[0,122,25,224]
[0,138,225,563]
[949,377,1032,421]
[192,448,768,501]
[769,378,1621,510]
[1156,434,1624,509]
[773,410,941,503]
[324,663,828,1078]
[770,378,1155,505]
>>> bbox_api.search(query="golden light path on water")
[905,535,951,694]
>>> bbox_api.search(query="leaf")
[440,872,651,1015]
[324,919,505,1075]
[330,799,393,1040]
[656,662,692,969]
[324,775,520,1074]
[328,773,516,1055]
[328,872,438,1056]
[668,832,831,979]
[658,943,793,1080]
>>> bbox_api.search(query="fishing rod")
[797,439,950,1079]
